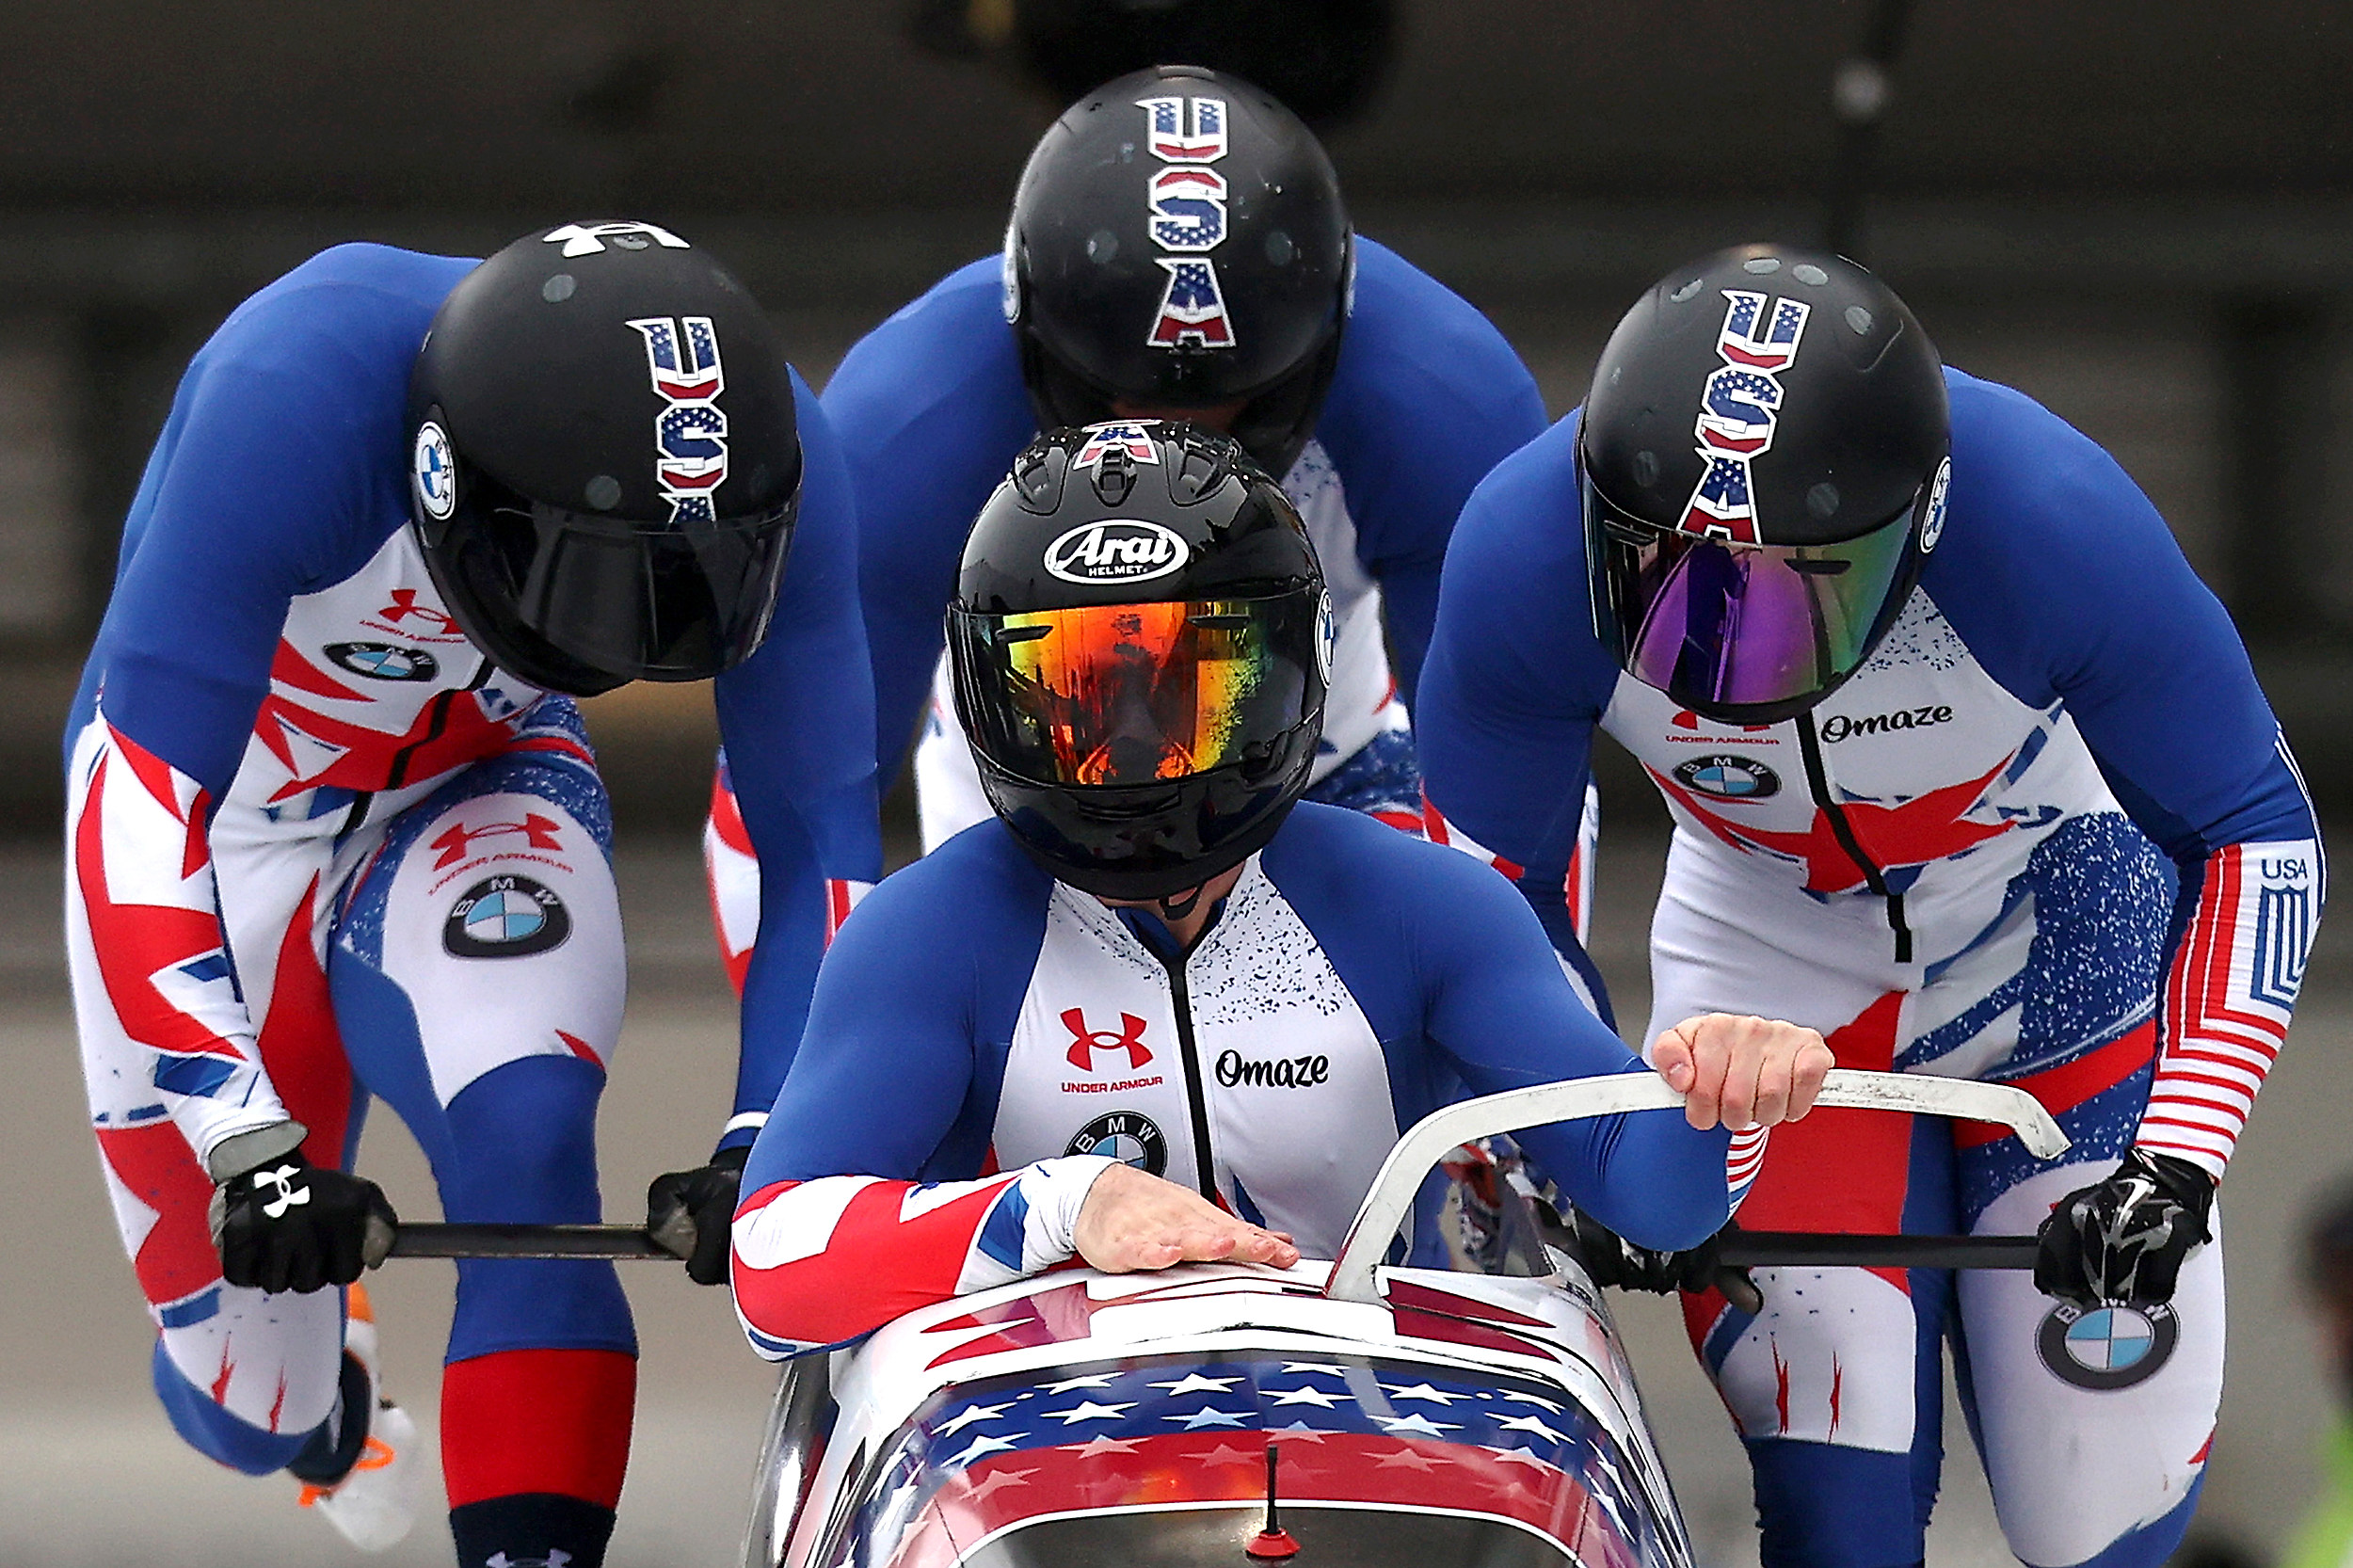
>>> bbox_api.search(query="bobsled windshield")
[819,1354,1667,1568]
[941,1505,1576,1566]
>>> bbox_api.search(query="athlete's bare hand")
[1650,1014,1834,1131]
[1073,1162,1300,1273]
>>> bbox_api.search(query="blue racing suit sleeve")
[1929,371,2318,861]
[1413,413,1622,1008]
[72,247,468,790]
[1312,239,1549,700]
[1264,807,1734,1253]
[743,830,1049,1190]
[821,261,1039,785]
[715,377,887,1147]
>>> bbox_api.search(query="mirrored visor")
[1585,473,1919,712]
[951,595,1319,787]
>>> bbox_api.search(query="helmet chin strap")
[1156,884,1208,922]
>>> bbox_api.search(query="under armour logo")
[430,813,566,870]
[376,589,462,635]
[1062,1008,1153,1072]
[487,1553,570,1568]
[542,220,690,257]
[256,1163,311,1220]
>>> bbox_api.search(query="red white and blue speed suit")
[729,803,1760,1356]
[64,245,879,1534]
[699,242,1584,994]
[1416,371,2323,1568]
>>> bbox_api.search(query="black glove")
[210,1149,398,1295]
[2035,1149,2216,1309]
[648,1144,751,1286]
[1554,1206,1763,1314]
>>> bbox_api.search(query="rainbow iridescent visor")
[1585,472,1924,723]
[949,594,1322,787]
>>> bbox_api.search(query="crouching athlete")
[1416,246,2325,1568]
[701,64,1574,998]
[65,228,879,1568]
[728,423,1831,1354]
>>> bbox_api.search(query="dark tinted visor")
[1585,471,1918,715]
[442,469,799,684]
[950,594,1320,787]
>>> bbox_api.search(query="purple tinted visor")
[1585,472,1920,718]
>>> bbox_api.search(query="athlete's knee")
[2031,1482,2202,1568]
[151,1338,314,1476]
[1749,1439,1929,1568]
[443,1055,605,1224]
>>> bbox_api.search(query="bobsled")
[736,1070,2068,1568]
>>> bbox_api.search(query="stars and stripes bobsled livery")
[64,236,878,1566]
[1416,367,2321,1568]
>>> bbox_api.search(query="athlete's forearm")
[2138,836,2322,1180]
[728,1156,1112,1358]
[67,715,291,1163]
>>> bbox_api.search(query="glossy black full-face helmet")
[950,421,1333,900]
[1581,245,1951,726]
[1002,66,1353,482]
[407,221,805,697]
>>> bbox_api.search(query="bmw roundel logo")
[1919,456,1952,553]
[413,421,457,521]
[1673,754,1782,800]
[443,874,571,959]
[325,642,439,682]
[1313,591,1336,683]
[2036,1302,2179,1391]
[1065,1111,1167,1176]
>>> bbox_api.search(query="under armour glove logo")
[257,1163,312,1219]
[487,1552,570,1568]
[2035,1150,2216,1309]
[213,1152,398,1295]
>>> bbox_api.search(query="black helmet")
[407,220,804,697]
[1580,245,1951,725]
[949,421,1332,900]
[1002,66,1353,482]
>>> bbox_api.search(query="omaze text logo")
[1062,1007,1154,1071]
[1680,289,1812,543]
[1138,94,1235,349]
[1043,519,1191,584]
[1819,705,1954,743]
[626,316,728,523]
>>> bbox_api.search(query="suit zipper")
[1796,712,1913,965]
[1148,945,1221,1202]
[384,657,493,791]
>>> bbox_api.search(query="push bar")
[1325,1069,2067,1304]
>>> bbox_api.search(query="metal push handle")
[1323,1068,2067,1304]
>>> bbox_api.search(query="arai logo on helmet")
[1043,520,1191,584]
[1919,456,1953,552]
[412,422,457,521]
